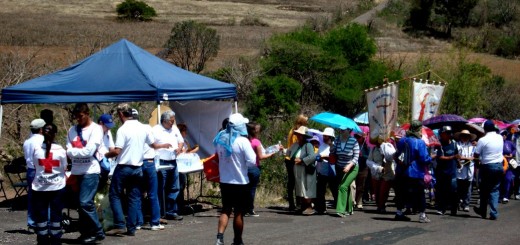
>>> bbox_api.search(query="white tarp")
[366,82,399,143]
[412,80,445,121]
[170,100,233,158]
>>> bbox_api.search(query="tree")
[116,0,157,21]
[433,0,478,36]
[406,0,434,30]
[245,75,301,123]
[163,20,220,73]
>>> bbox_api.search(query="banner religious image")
[412,79,445,121]
[366,82,399,144]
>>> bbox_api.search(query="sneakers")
[165,214,184,221]
[244,211,260,217]
[335,212,348,218]
[502,198,509,203]
[515,195,520,200]
[302,209,316,216]
[215,238,224,245]
[150,224,165,231]
[159,218,168,224]
[394,214,411,221]
[105,228,127,236]
[136,225,142,230]
[355,204,363,210]
[419,215,431,223]
[463,206,470,212]
[436,210,445,215]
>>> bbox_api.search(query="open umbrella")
[396,123,440,147]
[422,114,468,130]
[468,117,487,124]
[353,112,369,125]
[310,112,362,133]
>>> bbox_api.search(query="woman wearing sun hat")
[315,127,336,214]
[285,126,317,215]
[455,129,476,212]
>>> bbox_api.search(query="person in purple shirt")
[500,130,516,203]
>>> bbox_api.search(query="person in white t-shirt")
[473,120,504,220]
[32,123,68,245]
[23,118,45,232]
[153,110,185,221]
[65,103,105,244]
[105,104,169,236]
[213,113,256,245]
[97,113,116,191]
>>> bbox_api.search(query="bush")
[116,0,157,21]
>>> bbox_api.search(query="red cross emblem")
[71,136,86,148]
[38,152,60,173]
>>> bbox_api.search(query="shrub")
[116,0,157,21]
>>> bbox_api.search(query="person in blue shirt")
[434,126,460,216]
[393,120,432,223]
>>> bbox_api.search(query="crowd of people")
[21,105,520,245]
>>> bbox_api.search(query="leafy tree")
[116,0,157,21]
[322,23,377,67]
[163,20,220,73]
[433,0,478,36]
[245,75,301,123]
[406,0,434,30]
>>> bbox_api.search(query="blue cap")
[98,114,115,128]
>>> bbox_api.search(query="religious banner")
[365,82,399,144]
[412,79,446,121]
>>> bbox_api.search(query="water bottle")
[265,144,279,154]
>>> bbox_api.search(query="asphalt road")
[1,195,519,245]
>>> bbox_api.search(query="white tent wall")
[170,100,233,158]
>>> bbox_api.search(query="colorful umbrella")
[396,123,440,147]
[422,114,468,130]
[310,112,362,133]
[353,112,369,125]
[468,117,487,124]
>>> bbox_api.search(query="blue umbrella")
[310,112,362,133]
[353,111,369,125]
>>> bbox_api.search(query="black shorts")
[220,183,249,214]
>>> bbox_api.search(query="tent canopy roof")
[1,39,236,104]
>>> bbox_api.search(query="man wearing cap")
[23,118,46,232]
[473,120,503,220]
[213,113,256,245]
[393,120,432,223]
[66,103,105,243]
[455,130,476,212]
[434,126,460,216]
[153,110,184,221]
[105,104,169,236]
[97,114,116,191]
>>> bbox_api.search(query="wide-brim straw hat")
[293,126,309,137]
[454,129,476,141]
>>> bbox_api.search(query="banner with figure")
[365,82,399,144]
[412,79,445,121]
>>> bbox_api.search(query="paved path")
[1,196,519,244]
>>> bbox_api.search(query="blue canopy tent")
[0,39,237,155]
[0,39,236,104]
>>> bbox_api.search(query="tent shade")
[1,39,236,104]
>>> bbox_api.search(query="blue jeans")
[76,174,103,237]
[32,188,65,242]
[138,159,161,226]
[247,166,261,213]
[27,168,36,228]
[109,165,143,233]
[479,163,503,219]
[157,160,180,217]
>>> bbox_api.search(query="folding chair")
[3,157,29,200]
[0,177,8,201]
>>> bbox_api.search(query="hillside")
[1,0,519,84]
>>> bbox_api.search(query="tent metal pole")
[157,102,161,125]
[234,101,237,113]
